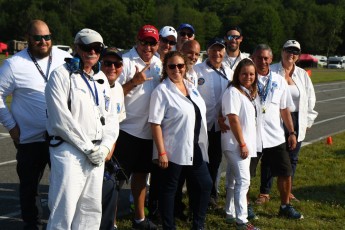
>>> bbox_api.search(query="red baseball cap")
[137,25,159,42]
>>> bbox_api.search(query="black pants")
[16,141,50,229]
[207,130,222,199]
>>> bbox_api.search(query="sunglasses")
[138,40,158,47]
[160,37,177,46]
[179,32,194,38]
[226,35,241,41]
[79,43,103,53]
[31,34,51,42]
[167,63,185,70]
[102,60,123,68]
[284,48,301,55]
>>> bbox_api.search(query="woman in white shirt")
[270,40,318,201]
[222,58,259,230]
[149,51,212,230]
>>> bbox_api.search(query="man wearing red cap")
[114,25,161,230]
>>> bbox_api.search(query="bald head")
[180,40,201,66]
[26,19,52,59]
[27,20,50,35]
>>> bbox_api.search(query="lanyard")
[80,72,99,106]
[240,86,257,118]
[206,60,228,81]
[27,49,52,82]
[257,72,272,104]
[229,52,240,70]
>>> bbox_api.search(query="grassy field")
[117,134,345,230]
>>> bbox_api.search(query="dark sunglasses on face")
[160,37,177,46]
[138,40,158,47]
[31,34,52,42]
[167,63,185,70]
[79,43,103,53]
[179,32,193,38]
[226,35,241,41]
[284,48,301,55]
[102,60,123,68]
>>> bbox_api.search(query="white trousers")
[47,142,104,230]
[224,150,251,224]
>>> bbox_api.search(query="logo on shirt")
[192,89,199,96]
[271,81,278,92]
[198,78,205,85]
[117,103,121,114]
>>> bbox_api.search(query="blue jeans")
[159,144,212,230]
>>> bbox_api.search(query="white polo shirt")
[221,86,257,157]
[0,47,71,143]
[186,67,198,87]
[256,71,293,152]
[270,62,318,142]
[110,82,126,123]
[222,51,248,70]
[117,47,162,139]
[149,78,208,165]
[194,60,233,131]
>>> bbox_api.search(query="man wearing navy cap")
[194,37,234,210]
[176,23,195,51]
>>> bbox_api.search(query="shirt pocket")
[271,89,282,104]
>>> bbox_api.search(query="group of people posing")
[0,19,317,230]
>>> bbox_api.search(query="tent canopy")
[299,54,318,62]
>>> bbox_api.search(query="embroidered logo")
[198,78,205,85]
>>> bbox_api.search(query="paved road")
[1,81,345,229]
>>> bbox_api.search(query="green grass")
[306,68,345,84]
[117,134,345,229]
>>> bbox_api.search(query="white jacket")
[270,62,318,142]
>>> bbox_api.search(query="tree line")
[0,0,344,59]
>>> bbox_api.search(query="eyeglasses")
[226,35,241,41]
[179,32,194,38]
[138,40,158,47]
[102,61,123,68]
[284,48,301,55]
[167,63,185,70]
[31,34,51,42]
[160,37,177,46]
[79,43,104,53]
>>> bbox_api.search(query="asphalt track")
[1,81,345,229]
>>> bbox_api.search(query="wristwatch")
[289,131,297,137]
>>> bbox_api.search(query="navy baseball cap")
[177,23,195,34]
[207,37,225,49]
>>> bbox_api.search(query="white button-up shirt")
[118,47,162,139]
[256,71,293,151]
[194,60,233,131]
[222,51,248,70]
[149,78,208,165]
[270,62,318,142]
[45,65,119,154]
[110,82,126,123]
[221,86,257,157]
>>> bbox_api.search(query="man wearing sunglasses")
[156,26,177,61]
[223,26,247,71]
[0,19,71,230]
[194,37,234,210]
[99,47,126,230]
[45,28,119,229]
[115,25,161,230]
[176,23,195,51]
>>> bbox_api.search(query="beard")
[28,41,52,59]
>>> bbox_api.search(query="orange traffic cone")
[326,136,333,145]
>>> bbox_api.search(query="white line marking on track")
[0,160,16,166]
[316,96,345,103]
[313,115,345,125]
[315,87,345,93]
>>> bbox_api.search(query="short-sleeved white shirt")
[110,82,126,123]
[117,47,162,139]
[0,47,71,143]
[222,52,248,70]
[194,61,233,131]
[256,71,293,151]
[221,86,257,157]
[149,78,208,165]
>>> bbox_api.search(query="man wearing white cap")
[45,28,119,230]
[156,26,177,61]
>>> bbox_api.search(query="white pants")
[224,150,250,224]
[47,142,104,230]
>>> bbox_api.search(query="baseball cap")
[74,28,103,45]
[283,40,301,50]
[137,25,159,42]
[207,37,226,49]
[159,26,177,40]
[177,23,195,34]
[101,47,122,61]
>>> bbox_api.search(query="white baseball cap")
[74,28,103,45]
[159,26,177,40]
[283,40,301,50]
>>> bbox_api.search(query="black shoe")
[132,218,157,230]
